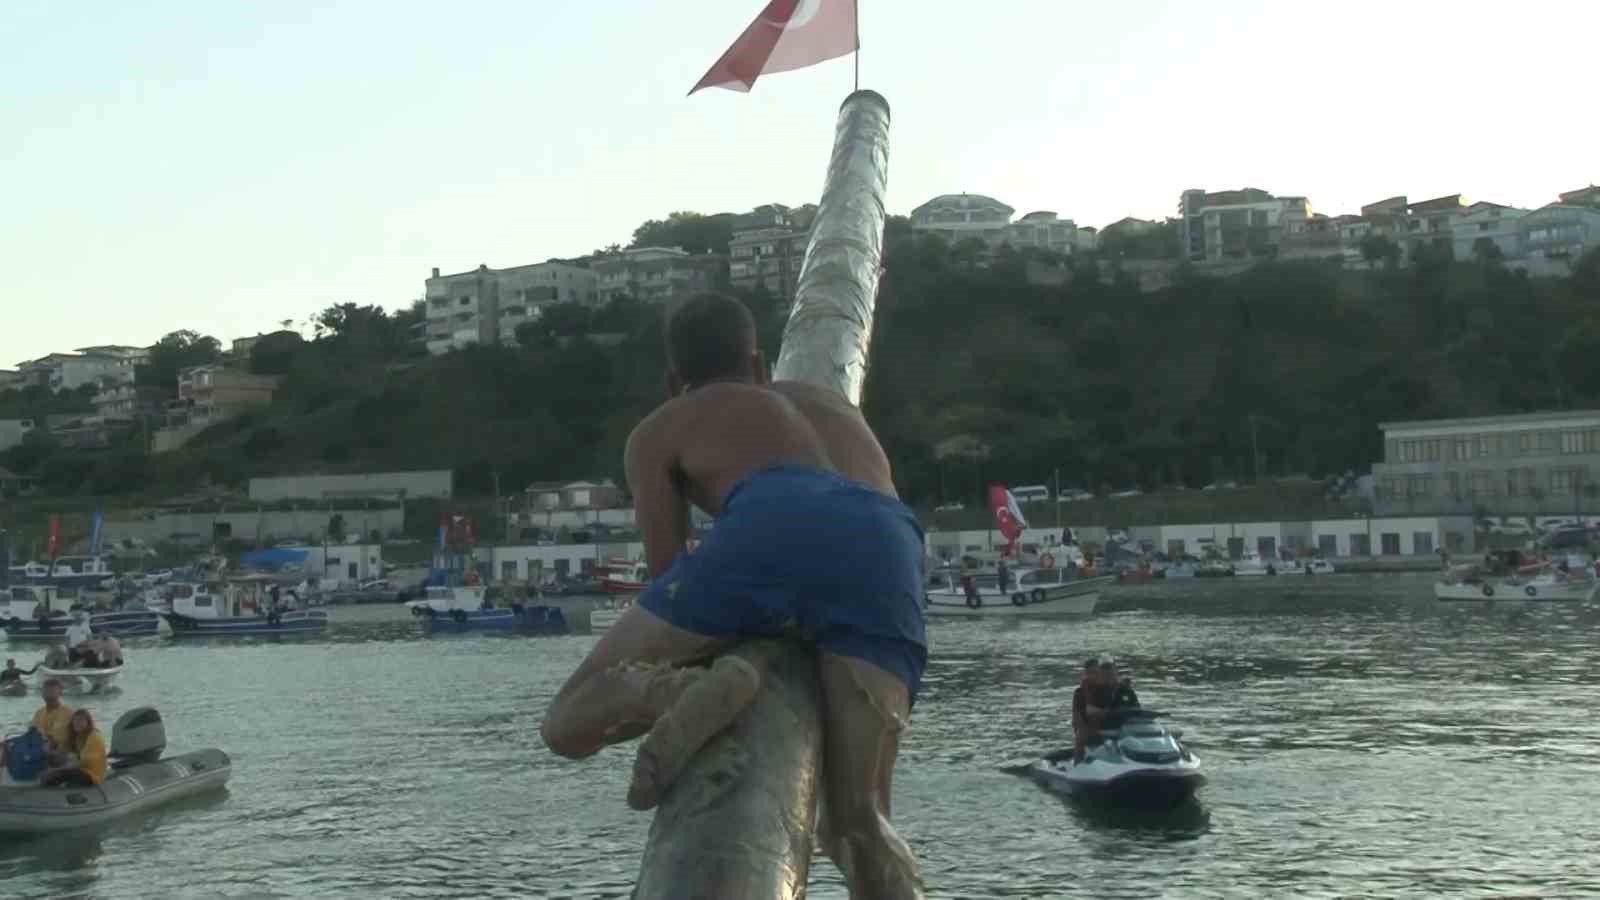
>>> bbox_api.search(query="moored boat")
[0,585,161,641]
[160,577,329,637]
[37,664,124,694]
[406,585,568,634]
[0,706,231,834]
[597,558,652,595]
[1433,561,1598,603]
[925,568,1108,618]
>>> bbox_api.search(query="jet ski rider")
[1072,657,1141,762]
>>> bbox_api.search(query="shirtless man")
[541,292,926,899]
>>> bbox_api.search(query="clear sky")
[3,0,1595,368]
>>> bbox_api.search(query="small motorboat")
[1024,708,1204,810]
[0,706,231,834]
[37,664,124,694]
[924,568,1109,618]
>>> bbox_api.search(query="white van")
[1010,485,1051,504]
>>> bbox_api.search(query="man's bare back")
[629,380,896,523]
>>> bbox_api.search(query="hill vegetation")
[3,213,1598,519]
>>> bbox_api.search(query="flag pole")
[853,0,860,91]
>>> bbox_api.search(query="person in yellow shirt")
[41,709,108,788]
[31,678,76,752]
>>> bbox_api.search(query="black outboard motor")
[110,706,167,766]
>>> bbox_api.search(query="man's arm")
[624,423,690,579]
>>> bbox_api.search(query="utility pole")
[1249,415,1262,483]
[1054,467,1061,529]
[491,470,502,542]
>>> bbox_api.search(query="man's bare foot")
[626,656,761,810]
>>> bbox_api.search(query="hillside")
[3,222,1598,518]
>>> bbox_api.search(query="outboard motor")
[110,706,167,765]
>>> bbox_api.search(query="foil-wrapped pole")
[633,90,893,900]
[772,89,892,407]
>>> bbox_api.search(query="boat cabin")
[930,567,1073,595]
[170,576,292,619]
[0,584,68,620]
[48,556,115,579]
[414,584,489,612]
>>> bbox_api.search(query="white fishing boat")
[1433,561,1598,603]
[1231,551,1277,577]
[925,568,1109,617]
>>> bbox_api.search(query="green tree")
[630,212,735,255]
[249,330,305,375]
[137,330,222,395]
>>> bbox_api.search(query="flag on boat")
[988,484,1027,542]
[88,509,104,557]
[689,0,858,95]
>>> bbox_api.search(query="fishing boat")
[405,585,568,634]
[0,585,162,641]
[10,555,118,591]
[1433,560,1598,603]
[0,706,231,834]
[161,576,329,637]
[598,558,652,594]
[924,568,1109,618]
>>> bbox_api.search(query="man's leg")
[817,652,924,900]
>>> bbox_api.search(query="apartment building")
[1515,203,1600,277]
[1178,188,1311,262]
[593,247,725,306]
[1371,410,1600,516]
[424,261,599,355]
[17,351,137,392]
[729,205,813,301]
[909,193,1016,245]
[1006,211,1096,255]
[1450,202,1529,261]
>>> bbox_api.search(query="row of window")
[1163,531,1456,558]
[1381,467,1588,499]
[1393,428,1600,463]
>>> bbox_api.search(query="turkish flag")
[690,0,858,95]
[988,484,1027,543]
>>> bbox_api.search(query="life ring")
[1482,584,1495,598]
[449,609,468,624]
[1011,592,1026,607]
[1031,588,1046,605]
[965,592,982,610]
[1040,553,1056,569]
[410,606,424,617]
[1525,585,1537,598]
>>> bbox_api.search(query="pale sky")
[3,0,1596,368]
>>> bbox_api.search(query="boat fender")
[410,606,424,617]
[267,611,282,626]
[1040,553,1055,569]
[449,609,468,624]
[965,592,982,610]
[1525,585,1537,597]
[1011,592,1026,607]
[1482,584,1494,598]
[1030,588,1045,605]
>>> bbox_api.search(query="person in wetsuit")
[1,657,39,685]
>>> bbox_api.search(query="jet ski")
[1025,707,1203,809]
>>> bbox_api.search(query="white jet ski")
[1025,708,1203,809]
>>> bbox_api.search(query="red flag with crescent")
[689,0,858,95]
[988,484,1027,542]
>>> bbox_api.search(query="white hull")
[38,665,124,692]
[1435,579,1598,603]
[925,582,1104,618]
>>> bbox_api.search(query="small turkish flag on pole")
[690,0,859,95]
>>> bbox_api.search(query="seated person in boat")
[40,709,108,788]
[541,293,927,899]
[0,678,75,772]
[1,657,39,686]
[1072,658,1107,761]
[80,636,122,668]
[64,613,95,664]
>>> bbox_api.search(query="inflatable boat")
[0,707,231,834]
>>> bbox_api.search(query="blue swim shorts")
[639,464,928,706]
